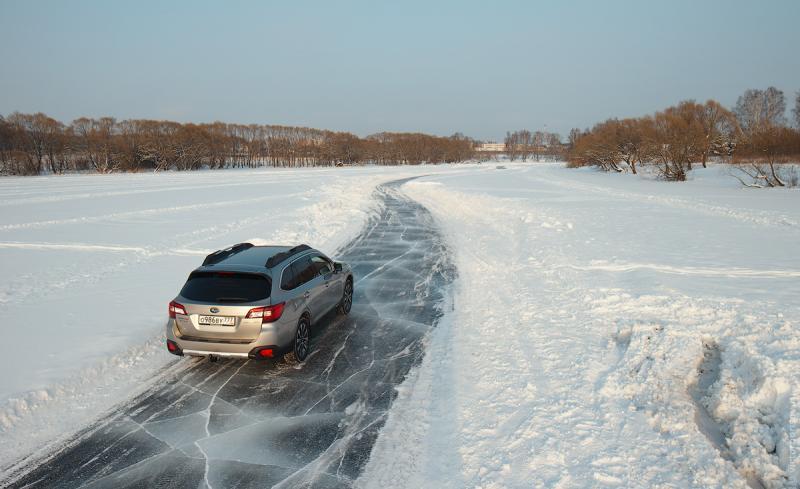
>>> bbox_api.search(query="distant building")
[475,142,505,152]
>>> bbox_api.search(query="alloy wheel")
[295,319,309,361]
[342,281,353,314]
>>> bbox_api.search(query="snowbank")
[360,163,800,488]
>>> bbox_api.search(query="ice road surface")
[0,165,470,469]
[361,164,800,489]
[4,178,455,488]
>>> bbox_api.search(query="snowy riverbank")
[2,162,798,488]
[361,163,800,488]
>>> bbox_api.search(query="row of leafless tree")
[503,130,563,161]
[0,113,476,175]
[568,87,800,184]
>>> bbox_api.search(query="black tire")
[337,278,353,315]
[284,316,311,364]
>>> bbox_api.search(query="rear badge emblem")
[210,307,219,313]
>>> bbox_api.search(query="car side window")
[310,254,333,276]
[281,255,322,290]
[293,256,317,287]
[281,263,297,290]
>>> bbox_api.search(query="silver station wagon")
[166,243,353,363]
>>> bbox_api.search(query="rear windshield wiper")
[216,297,249,303]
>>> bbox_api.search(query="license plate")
[198,315,235,326]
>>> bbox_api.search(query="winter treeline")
[0,114,476,175]
[503,130,563,161]
[568,87,800,185]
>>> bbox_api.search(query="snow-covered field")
[0,165,473,468]
[1,162,799,488]
[361,163,800,488]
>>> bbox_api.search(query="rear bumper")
[183,348,248,358]
[166,319,292,359]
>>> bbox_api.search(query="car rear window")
[180,272,271,303]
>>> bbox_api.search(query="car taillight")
[169,301,187,318]
[166,339,183,356]
[246,302,285,323]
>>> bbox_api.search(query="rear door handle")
[303,290,311,299]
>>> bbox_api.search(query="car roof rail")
[265,244,311,268]
[202,242,255,266]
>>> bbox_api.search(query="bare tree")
[532,131,545,161]
[616,118,652,174]
[567,93,799,186]
[0,115,16,174]
[734,87,787,135]
[697,100,737,168]
[5,112,57,175]
[652,101,706,180]
[567,128,582,150]
[42,117,68,174]
[504,131,518,161]
[71,117,119,173]
[0,110,477,175]
[519,130,532,161]
[764,86,788,127]
[569,120,623,172]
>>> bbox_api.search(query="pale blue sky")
[1,0,798,140]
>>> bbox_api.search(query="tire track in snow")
[0,178,313,207]
[0,179,365,309]
[0,209,284,308]
[0,192,305,231]
[566,261,800,279]
[0,241,210,255]
[524,167,799,230]
[0,181,263,207]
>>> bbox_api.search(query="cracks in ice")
[10,178,457,488]
[76,424,142,470]
[355,241,418,286]
[273,407,389,488]
[195,360,250,489]
[304,350,376,417]
[132,362,233,426]
[74,361,252,488]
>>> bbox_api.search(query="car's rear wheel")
[284,316,310,364]
[338,278,353,315]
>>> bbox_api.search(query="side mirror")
[334,262,343,273]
